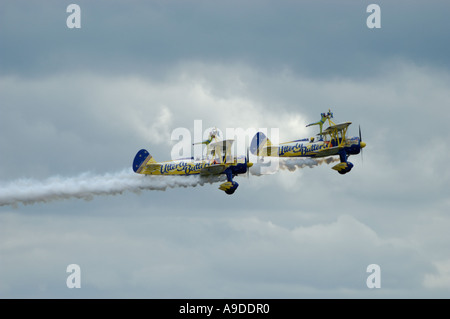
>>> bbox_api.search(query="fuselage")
[133,148,250,195]
[139,156,249,176]
[278,136,363,158]
[158,159,212,175]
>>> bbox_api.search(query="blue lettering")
[279,142,325,156]
[159,162,212,175]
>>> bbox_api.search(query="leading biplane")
[132,128,253,194]
[250,110,366,174]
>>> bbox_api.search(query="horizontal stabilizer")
[260,146,279,157]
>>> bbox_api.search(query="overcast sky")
[1,1,450,298]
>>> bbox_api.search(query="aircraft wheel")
[346,162,354,173]
[224,181,239,195]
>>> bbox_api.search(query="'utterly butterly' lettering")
[279,142,327,156]
[160,162,211,174]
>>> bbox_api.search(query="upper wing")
[208,139,235,149]
[319,122,352,147]
[321,122,352,135]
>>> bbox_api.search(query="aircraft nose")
[247,162,253,168]
[360,141,366,148]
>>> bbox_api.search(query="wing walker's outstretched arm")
[306,109,335,135]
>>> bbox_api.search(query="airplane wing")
[208,139,235,149]
[318,122,352,147]
[200,164,227,176]
[321,122,352,135]
[310,146,342,157]
[280,139,308,144]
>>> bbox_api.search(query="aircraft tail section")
[133,149,156,173]
[250,132,273,156]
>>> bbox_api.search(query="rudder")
[133,149,156,173]
[250,132,272,156]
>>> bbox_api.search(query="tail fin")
[250,132,272,156]
[133,149,156,173]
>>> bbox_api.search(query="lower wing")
[310,146,342,158]
[200,164,227,175]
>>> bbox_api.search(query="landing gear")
[337,162,353,174]
[218,168,239,195]
[333,150,353,174]
[221,181,239,194]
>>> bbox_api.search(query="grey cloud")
[1,0,450,299]
[1,1,450,78]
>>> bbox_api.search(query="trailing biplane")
[132,128,253,194]
[250,110,366,174]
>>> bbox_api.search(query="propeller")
[246,146,250,178]
[359,125,366,163]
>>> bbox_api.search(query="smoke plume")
[0,157,339,207]
[278,157,339,171]
[250,156,339,175]
[0,169,222,207]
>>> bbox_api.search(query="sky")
[1,0,450,298]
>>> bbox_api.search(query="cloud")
[1,0,450,300]
[424,259,450,290]
[3,1,450,78]
[2,59,449,217]
[0,211,432,298]
[1,56,450,298]
[0,169,223,208]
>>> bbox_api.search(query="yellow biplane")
[133,128,253,194]
[250,110,366,174]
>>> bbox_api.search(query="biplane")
[250,110,366,174]
[132,128,253,194]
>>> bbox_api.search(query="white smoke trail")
[278,157,339,171]
[0,157,339,207]
[0,169,223,207]
[250,156,339,175]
